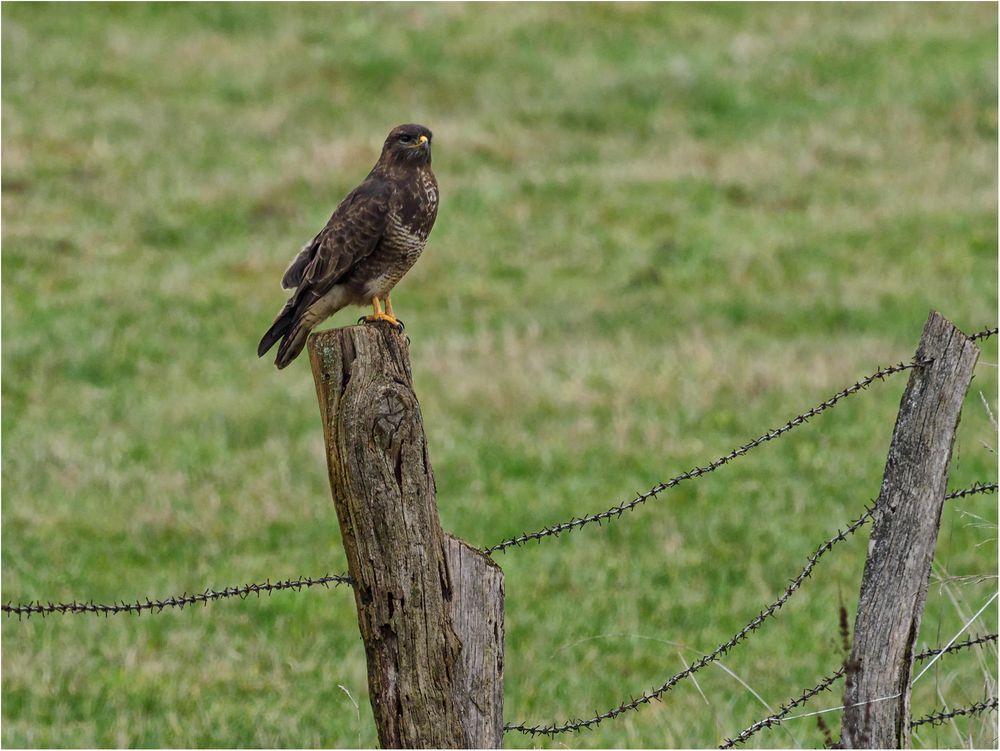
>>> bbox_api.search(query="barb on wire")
[969,326,999,343]
[486,360,919,555]
[915,633,997,662]
[505,480,992,737]
[910,698,998,729]
[722,627,998,748]
[720,666,846,748]
[945,481,997,500]
[2,573,353,620]
[504,503,877,736]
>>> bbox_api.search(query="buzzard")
[258,123,438,368]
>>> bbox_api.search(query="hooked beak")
[414,134,429,150]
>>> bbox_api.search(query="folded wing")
[258,178,392,364]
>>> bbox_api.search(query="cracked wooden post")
[308,322,504,749]
[840,311,979,749]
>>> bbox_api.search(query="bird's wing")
[280,242,316,290]
[281,178,392,293]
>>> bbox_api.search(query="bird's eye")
[399,134,412,144]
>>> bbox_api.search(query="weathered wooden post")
[308,323,504,749]
[840,311,979,748]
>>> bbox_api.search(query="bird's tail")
[259,295,342,369]
[273,317,314,369]
[258,307,313,369]
[257,300,297,360]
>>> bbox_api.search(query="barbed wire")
[722,630,998,748]
[485,360,922,555]
[720,666,847,748]
[2,573,353,620]
[968,326,998,343]
[504,480,996,737]
[4,478,992,623]
[945,481,997,500]
[483,327,997,558]
[504,501,878,736]
[915,632,997,661]
[910,698,998,729]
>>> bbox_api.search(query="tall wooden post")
[840,311,979,748]
[309,323,504,749]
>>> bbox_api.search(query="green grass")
[2,3,997,748]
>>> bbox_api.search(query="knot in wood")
[373,388,411,449]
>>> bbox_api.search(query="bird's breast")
[350,168,437,300]
[385,212,428,257]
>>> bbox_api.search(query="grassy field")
[2,3,997,748]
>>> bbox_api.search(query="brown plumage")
[258,123,438,368]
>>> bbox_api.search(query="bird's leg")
[384,295,405,330]
[364,296,400,326]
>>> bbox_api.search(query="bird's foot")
[362,312,404,329]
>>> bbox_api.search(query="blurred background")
[2,3,996,748]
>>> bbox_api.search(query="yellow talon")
[364,296,399,326]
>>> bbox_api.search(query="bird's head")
[380,123,433,167]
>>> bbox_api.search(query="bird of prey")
[258,123,438,368]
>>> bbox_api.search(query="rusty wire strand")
[2,573,353,620]
[969,326,999,343]
[485,360,920,555]
[504,480,996,737]
[910,698,998,729]
[504,502,878,736]
[722,630,998,748]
